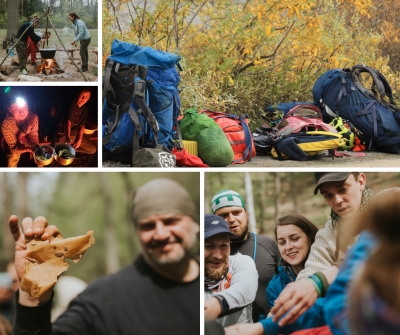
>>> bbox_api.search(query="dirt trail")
[0,48,98,82]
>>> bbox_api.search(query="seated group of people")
[204,172,400,335]
[1,88,96,167]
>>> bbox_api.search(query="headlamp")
[16,97,26,107]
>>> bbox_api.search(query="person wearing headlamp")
[1,97,39,167]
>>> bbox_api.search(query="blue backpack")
[102,39,182,162]
[313,64,400,153]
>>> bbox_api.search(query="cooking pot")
[39,48,57,59]
[54,144,76,166]
[34,146,54,167]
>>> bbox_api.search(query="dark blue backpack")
[313,64,400,153]
[102,39,182,162]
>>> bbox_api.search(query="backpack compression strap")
[351,65,400,112]
[133,79,159,146]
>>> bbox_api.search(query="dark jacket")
[260,262,326,335]
[12,255,200,335]
[16,22,41,43]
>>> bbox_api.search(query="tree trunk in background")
[6,0,19,40]
[1,173,13,261]
[244,172,257,234]
[18,173,28,219]
[289,173,298,213]
[99,174,120,274]
[258,173,266,234]
[119,172,140,257]
[274,173,281,222]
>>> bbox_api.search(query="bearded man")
[204,214,258,327]
[211,190,280,321]
[10,178,200,335]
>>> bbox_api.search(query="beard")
[232,222,249,241]
[205,258,228,280]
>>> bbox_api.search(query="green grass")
[0,29,98,49]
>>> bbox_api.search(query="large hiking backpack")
[275,104,337,136]
[102,39,182,164]
[200,110,256,164]
[313,64,400,153]
[261,104,344,160]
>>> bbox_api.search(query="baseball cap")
[205,214,236,239]
[314,172,352,195]
[211,190,246,214]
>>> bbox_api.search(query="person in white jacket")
[204,214,258,327]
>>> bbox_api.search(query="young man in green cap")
[211,190,280,321]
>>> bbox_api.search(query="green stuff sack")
[180,108,219,140]
[195,127,234,167]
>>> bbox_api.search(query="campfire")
[35,58,64,75]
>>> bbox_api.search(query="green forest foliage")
[103,0,400,129]
[205,172,400,236]
[0,172,200,284]
[0,0,98,29]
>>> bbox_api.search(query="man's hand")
[270,279,318,326]
[224,322,264,335]
[71,41,76,47]
[204,297,222,321]
[9,215,61,305]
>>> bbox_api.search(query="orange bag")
[200,110,256,164]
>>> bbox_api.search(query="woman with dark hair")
[225,214,326,335]
[68,12,91,72]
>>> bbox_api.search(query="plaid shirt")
[1,113,39,152]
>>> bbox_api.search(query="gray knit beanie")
[131,178,198,225]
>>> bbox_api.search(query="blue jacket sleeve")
[260,299,326,335]
[266,277,280,309]
[323,231,377,335]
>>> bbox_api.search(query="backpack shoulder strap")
[252,232,257,261]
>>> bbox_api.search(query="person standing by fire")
[15,16,41,74]
[1,97,39,167]
[69,12,91,72]
[27,31,51,66]
[57,88,96,155]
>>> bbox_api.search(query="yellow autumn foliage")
[103,0,399,123]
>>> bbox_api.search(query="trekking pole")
[0,10,48,68]
[47,15,88,82]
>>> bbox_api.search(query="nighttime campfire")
[0,86,98,168]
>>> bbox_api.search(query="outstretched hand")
[270,279,318,326]
[224,322,264,335]
[9,215,61,304]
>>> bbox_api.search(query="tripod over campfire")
[0,6,89,81]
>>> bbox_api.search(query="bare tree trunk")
[99,174,120,274]
[258,173,267,234]
[1,173,13,261]
[119,172,140,257]
[18,173,28,219]
[274,172,281,222]
[244,172,257,234]
[289,173,298,212]
[6,0,19,40]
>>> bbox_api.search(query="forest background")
[3,0,98,40]
[103,0,400,130]
[205,172,400,236]
[0,172,200,284]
